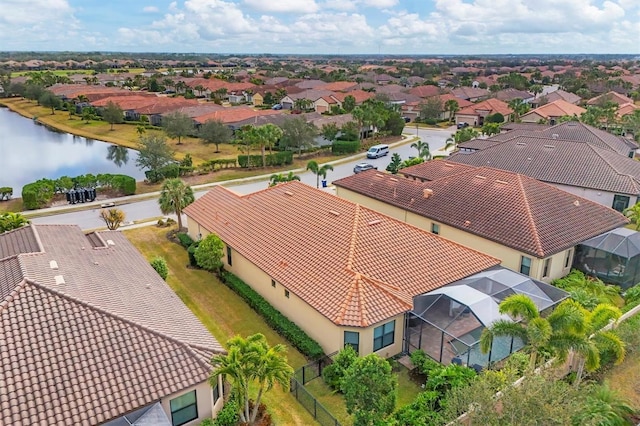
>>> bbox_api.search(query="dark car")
[353,163,377,174]
[457,122,469,129]
[402,116,411,123]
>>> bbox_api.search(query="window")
[373,320,395,352]
[212,383,220,402]
[284,289,290,298]
[520,256,531,276]
[170,390,198,426]
[271,279,276,288]
[226,246,232,266]
[612,195,630,213]
[564,249,573,269]
[344,331,360,354]
[431,223,440,235]
[542,258,551,278]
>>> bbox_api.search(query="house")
[183,182,501,358]
[451,87,490,102]
[448,134,640,212]
[520,99,586,124]
[531,89,581,107]
[333,162,628,283]
[587,91,634,107]
[455,98,513,126]
[0,225,225,425]
[493,88,534,103]
[251,92,264,106]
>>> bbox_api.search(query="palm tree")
[210,333,294,425]
[508,98,530,122]
[0,212,30,233]
[269,172,300,187]
[306,161,334,188]
[444,99,459,124]
[158,178,195,231]
[410,140,432,160]
[99,208,126,230]
[574,382,636,425]
[623,202,640,230]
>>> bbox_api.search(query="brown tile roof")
[452,87,491,100]
[448,137,640,195]
[331,90,375,104]
[457,98,513,117]
[493,88,533,102]
[408,85,443,98]
[322,81,358,92]
[522,99,586,119]
[0,224,223,425]
[333,163,628,258]
[0,226,41,260]
[540,90,581,105]
[184,182,499,327]
[587,91,634,106]
[194,106,282,125]
[538,121,637,153]
[0,279,214,426]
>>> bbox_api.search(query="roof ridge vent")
[389,177,398,182]
[543,144,555,148]
[516,142,526,146]
[329,210,340,216]
[367,219,382,226]
[495,180,509,185]
[54,275,65,285]
[475,175,487,180]
[49,260,59,270]
[284,191,294,196]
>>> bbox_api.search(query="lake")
[0,107,146,195]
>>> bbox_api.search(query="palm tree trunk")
[529,350,538,371]
[250,386,265,424]
[175,207,183,230]
[574,358,585,387]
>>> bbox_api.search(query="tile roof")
[521,99,586,119]
[333,163,628,258]
[194,106,282,124]
[451,87,491,100]
[540,90,581,105]
[184,182,499,327]
[587,91,634,106]
[0,279,213,425]
[331,90,375,104]
[494,88,533,102]
[448,137,640,195]
[457,98,513,117]
[407,85,443,98]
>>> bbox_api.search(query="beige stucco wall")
[252,93,263,106]
[186,216,405,357]
[160,379,222,426]
[335,187,575,282]
[521,111,545,123]
[314,98,330,113]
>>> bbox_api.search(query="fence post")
[314,399,317,418]
[302,366,305,384]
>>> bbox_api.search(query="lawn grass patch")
[123,225,318,425]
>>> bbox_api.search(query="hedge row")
[199,158,237,172]
[220,270,325,359]
[176,232,195,249]
[238,151,293,168]
[331,140,360,154]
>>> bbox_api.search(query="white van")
[366,144,390,159]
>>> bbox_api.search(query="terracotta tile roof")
[493,88,533,102]
[331,90,375,104]
[522,99,586,119]
[184,182,499,327]
[587,91,634,106]
[452,87,491,100]
[322,81,358,92]
[408,85,442,98]
[194,106,282,125]
[617,102,640,118]
[437,93,473,109]
[540,90,581,105]
[0,224,223,425]
[457,98,514,117]
[334,163,628,258]
[0,279,214,425]
[448,137,640,195]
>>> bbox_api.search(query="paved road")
[31,125,456,230]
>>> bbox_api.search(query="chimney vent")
[49,260,59,270]
[543,144,555,149]
[475,175,487,180]
[573,200,580,207]
[423,188,434,198]
[329,210,340,216]
[390,178,398,182]
[54,275,65,285]
[464,220,471,227]
[552,134,559,139]
[106,239,115,246]
[367,219,382,226]
[284,191,293,196]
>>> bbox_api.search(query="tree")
[24,83,45,104]
[194,233,224,273]
[341,121,360,141]
[342,95,356,112]
[0,212,29,233]
[39,91,62,114]
[102,101,123,130]
[135,134,175,182]
[162,111,193,145]
[321,122,339,143]
[99,208,125,230]
[199,119,232,152]
[444,99,459,123]
[280,117,317,156]
[485,112,505,123]
[410,140,432,160]
[81,107,97,124]
[623,202,640,230]
[481,122,501,136]
[508,98,530,122]
[386,153,402,174]
[269,172,300,187]
[419,96,443,122]
[530,84,543,98]
[210,333,294,425]
[150,257,169,280]
[136,124,146,138]
[384,112,406,136]
[158,178,194,231]
[306,160,334,188]
[341,354,397,426]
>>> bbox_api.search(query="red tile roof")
[331,90,375,104]
[408,85,442,98]
[194,106,282,124]
[522,99,586,119]
[334,163,628,258]
[184,182,499,327]
[457,98,514,117]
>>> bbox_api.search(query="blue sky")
[1,0,639,54]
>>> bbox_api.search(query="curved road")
[31,126,455,230]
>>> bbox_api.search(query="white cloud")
[359,0,398,8]
[321,0,357,11]
[243,0,319,13]
[143,6,159,13]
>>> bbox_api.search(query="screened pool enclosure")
[405,267,567,368]
[574,227,640,289]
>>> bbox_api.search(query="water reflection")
[0,107,145,194]
[106,145,130,167]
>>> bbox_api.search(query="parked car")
[457,122,469,129]
[353,163,377,174]
[402,116,411,123]
[272,104,283,110]
[366,144,390,159]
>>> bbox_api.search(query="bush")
[150,257,169,280]
[322,346,358,390]
[237,152,293,168]
[194,234,224,272]
[177,232,195,249]
[187,242,200,267]
[22,179,55,210]
[423,118,437,125]
[110,174,136,195]
[220,271,324,359]
[410,349,441,377]
[485,112,505,123]
[212,398,239,426]
[331,140,360,154]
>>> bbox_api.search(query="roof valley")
[516,175,545,257]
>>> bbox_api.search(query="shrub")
[22,179,55,210]
[410,349,441,377]
[194,234,224,272]
[322,346,359,390]
[212,398,239,426]
[150,257,169,280]
[177,232,195,249]
[331,140,360,154]
[237,152,293,168]
[423,118,437,125]
[220,271,324,359]
[110,174,136,195]
[485,112,505,123]
[187,242,200,267]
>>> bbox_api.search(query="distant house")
[455,98,513,126]
[0,225,225,425]
[334,162,628,282]
[520,99,586,124]
[587,91,634,107]
[531,89,581,107]
[451,87,490,102]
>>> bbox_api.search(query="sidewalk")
[23,133,420,218]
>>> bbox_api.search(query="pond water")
[0,107,145,195]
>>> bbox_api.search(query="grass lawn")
[123,225,319,425]
[604,351,640,410]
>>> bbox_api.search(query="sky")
[0,0,639,55]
